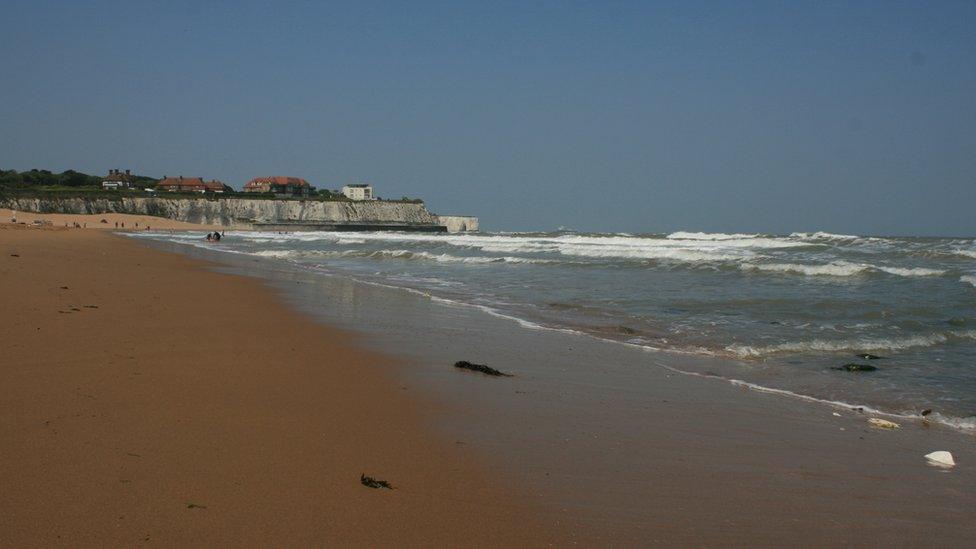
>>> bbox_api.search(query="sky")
[1,1,974,235]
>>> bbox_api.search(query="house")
[101,169,132,190]
[341,184,374,201]
[156,175,231,193]
[243,176,313,197]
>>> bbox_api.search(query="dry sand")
[0,209,218,231]
[0,224,569,546]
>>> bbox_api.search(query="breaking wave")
[727,330,976,358]
[666,231,760,241]
[789,231,860,240]
[741,261,945,278]
[954,249,976,259]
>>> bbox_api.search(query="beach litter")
[924,451,955,468]
[360,474,394,489]
[186,503,207,509]
[454,360,512,377]
[867,418,900,429]
[834,363,878,372]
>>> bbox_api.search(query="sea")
[131,229,976,433]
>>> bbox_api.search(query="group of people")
[206,231,223,242]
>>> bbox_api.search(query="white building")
[341,184,374,201]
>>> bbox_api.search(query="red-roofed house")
[156,176,231,193]
[243,176,313,197]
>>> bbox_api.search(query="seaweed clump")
[361,474,394,490]
[454,361,512,377]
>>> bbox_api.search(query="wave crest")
[741,261,945,278]
[727,330,976,357]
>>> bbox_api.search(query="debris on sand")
[833,363,878,372]
[454,361,512,377]
[867,418,901,429]
[361,474,394,489]
[924,451,955,468]
[186,503,207,509]
[921,409,932,417]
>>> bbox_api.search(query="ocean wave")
[364,250,557,264]
[961,275,976,288]
[666,231,760,241]
[789,231,860,240]
[741,261,945,278]
[953,249,976,259]
[727,330,976,357]
[251,250,297,258]
[874,265,946,277]
[742,261,868,277]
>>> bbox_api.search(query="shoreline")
[0,224,569,546]
[142,232,976,545]
[135,227,976,436]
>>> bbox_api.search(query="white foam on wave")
[727,330,976,358]
[666,231,760,241]
[235,231,813,264]
[742,261,945,278]
[367,250,556,264]
[251,250,297,258]
[875,265,946,277]
[742,261,868,277]
[955,249,976,259]
[961,275,976,288]
[790,231,860,240]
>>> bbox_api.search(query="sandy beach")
[0,221,568,546]
[1,208,218,231]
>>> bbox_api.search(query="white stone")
[924,451,955,467]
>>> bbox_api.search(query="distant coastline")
[1,168,478,232]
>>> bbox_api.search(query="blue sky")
[1,0,974,235]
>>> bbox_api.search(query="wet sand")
[160,238,976,546]
[0,224,568,546]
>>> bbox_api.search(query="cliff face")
[434,215,479,233]
[1,196,446,228]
